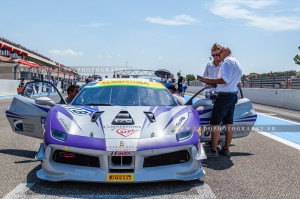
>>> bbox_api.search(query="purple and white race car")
[6,78,256,182]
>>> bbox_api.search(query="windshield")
[72,86,177,106]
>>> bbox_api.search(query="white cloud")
[145,14,196,25]
[86,22,105,28]
[210,0,300,31]
[49,49,83,56]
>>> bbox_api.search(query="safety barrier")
[186,86,300,111]
[0,80,20,96]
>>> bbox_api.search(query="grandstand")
[0,37,79,81]
[241,75,300,89]
[291,78,300,89]
[187,74,300,90]
[242,76,290,89]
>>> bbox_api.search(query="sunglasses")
[211,53,220,57]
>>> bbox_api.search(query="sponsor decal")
[64,146,69,151]
[107,174,134,181]
[106,145,137,151]
[200,120,210,124]
[67,107,91,115]
[14,120,23,132]
[170,116,186,134]
[112,118,134,125]
[23,123,34,132]
[104,125,141,129]
[116,128,139,137]
[106,140,138,151]
[204,130,211,137]
[99,80,166,89]
[120,141,124,147]
[175,116,186,127]
[110,151,131,156]
[112,111,135,125]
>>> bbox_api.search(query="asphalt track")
[1,97,300,199]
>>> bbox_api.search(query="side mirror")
[35,97,56,107]
[192,98,212,109]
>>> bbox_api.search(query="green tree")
[294,46,300,65]
[186,74,195,82]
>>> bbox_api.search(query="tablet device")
[197,75,204,80]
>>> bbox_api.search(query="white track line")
[255,130,300,151]
[3,183,34,199]
[3,183,216,199]
[258,112,300,125]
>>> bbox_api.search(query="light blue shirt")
[217,55,242,92]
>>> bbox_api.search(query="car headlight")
[51,129,67,141]
[176,130,193,141]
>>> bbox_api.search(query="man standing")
[176,72,183,96]
[199,45,242,157]
[203,43,222,79]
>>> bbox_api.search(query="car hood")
[47,105,198,151]
[51,105,193,138]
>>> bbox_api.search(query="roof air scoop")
[144,112,156,123]
[91,111,104,122]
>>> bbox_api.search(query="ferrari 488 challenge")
[6,78,256,182]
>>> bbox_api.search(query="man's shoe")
[219,148,231,157]
[206,149,219,158]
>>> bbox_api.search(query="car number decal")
[67,107,91,115]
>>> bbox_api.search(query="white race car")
[6,78,256,182]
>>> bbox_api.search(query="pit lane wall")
[186,86,300,111]
[0,80,20,96]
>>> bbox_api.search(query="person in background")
[168,84,186,105]
[162,74,168,85]
[199,45,242,158]
[182,77,187,96]
[61,85,80,104]
[61,79,64,93]
[165,74,171,88]
[17,78,25,94]
[176,72,183,96]
[170,74,176,84]
[19,78,25,88]
[86,75,92,84]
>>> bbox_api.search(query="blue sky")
[2,0,300,76]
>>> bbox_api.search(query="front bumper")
[36,144,205,182]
